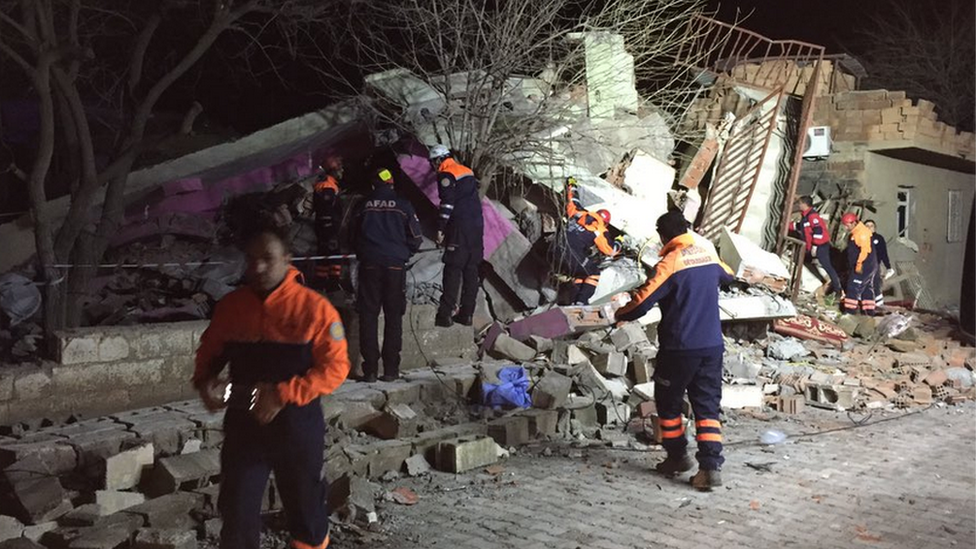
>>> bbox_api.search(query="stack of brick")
[813,90,976,161]
[730,59,856,97]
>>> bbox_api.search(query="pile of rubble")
[481,301,976,427]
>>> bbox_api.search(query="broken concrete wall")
[0,103,361,273]
[0,322,206,425]
[397,153,546,310]
[0,304,476,424]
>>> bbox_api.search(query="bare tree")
[853,0,975,131]
[0,0,339,335]
[314,0,721,199]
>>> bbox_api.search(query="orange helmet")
[596,209,611,225]
[841,212,858,225]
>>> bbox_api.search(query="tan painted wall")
[862,152,975,308]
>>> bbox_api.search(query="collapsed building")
[0,15,974,548]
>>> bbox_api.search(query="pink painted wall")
[397,154,513,258]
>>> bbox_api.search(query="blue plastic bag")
[481,366,532,409]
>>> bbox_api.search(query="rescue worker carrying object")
[792,195,841,297]
[351,168,422,383]
[841,212,878,316]
[194,224,350,549]
[429,144,484,328]
[312,156,344,286]
[614,211,735,491]
[554,177,622,305]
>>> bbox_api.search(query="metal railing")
[676,15,826,93]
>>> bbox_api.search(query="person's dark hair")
[864,219,876,226]
[238,222,292,253]
[798,195,814,207]
[656,211,690,243]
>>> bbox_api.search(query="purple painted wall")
[397,153,514,258]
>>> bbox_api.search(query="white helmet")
[428,144,450,160]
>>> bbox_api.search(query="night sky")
[707,0,875,53]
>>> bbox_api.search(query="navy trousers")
[358,263,407,378]
[219,404,328,549]
[654,348,725,470]
[438,245,482,320]
[843,256,878,316]
[812,244,841,295]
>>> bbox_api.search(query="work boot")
[435,315,453,328]
[379,374,400,382]
[691,469,722,491]
[654,453,694,477]
[452,314,473,326]
[358,374,377,383]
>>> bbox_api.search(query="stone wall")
[0,304,476,425]
[813,90,975,160]
[0,322,206,426]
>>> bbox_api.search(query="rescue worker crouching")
[614,211,735,491]
[194,223,350,549]
[312,156,344,286]
[555,177,622,305]
[351,168,422,382]
[429,144,484,328]
[841,212,878,316]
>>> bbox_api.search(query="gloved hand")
[435,230,445,247]
[810,245,818,257]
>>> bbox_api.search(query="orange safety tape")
[696,433,723,442]
[662,429,686,439]
[659,417,683,427]
[696,419,721,429]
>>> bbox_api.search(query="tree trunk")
[65,230,95,327]
[26,56,65,344]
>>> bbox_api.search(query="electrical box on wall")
[803,126,832,159]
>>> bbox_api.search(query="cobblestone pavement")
[343,403,976,549]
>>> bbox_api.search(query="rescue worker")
[555,177,622,304]
[429,144,484,327]
[351,168,422,382]
[194,224,350,549]
[312,157,344,285]
[864,219,891,309]
[792,195,841,296]
[841,212,878,316]
[614,211,735,491]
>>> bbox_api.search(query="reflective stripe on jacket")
[194,267,350,406]
[616,233,734,351]
[792,209,830,250]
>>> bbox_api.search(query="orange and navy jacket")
[616,232,734,351]
[565,185,620,258]
[312,174,341,228]
[193,267,350,407]
[792,208,830,251]
[436,157,483,248]
[846,222,875,273]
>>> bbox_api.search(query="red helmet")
[596,209,611,225]
[323,156,342,172]
[841,212,858,225]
